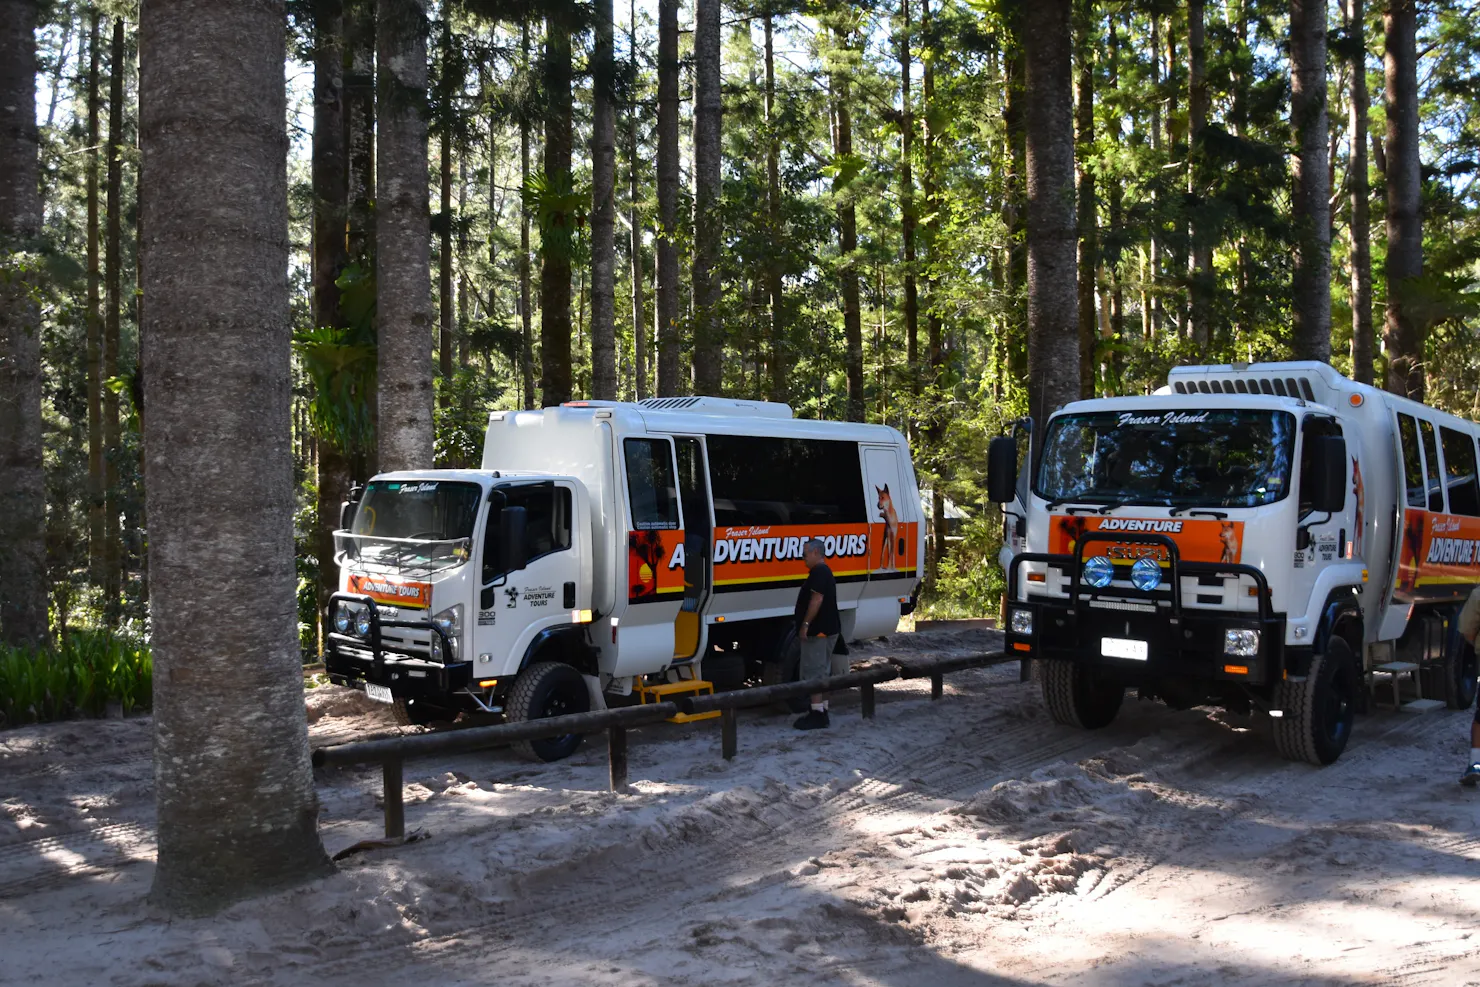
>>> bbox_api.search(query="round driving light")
[1083,555,1115,589]
[354,608,373,637]
[333,604,352,634]
[1131,557,1163,592]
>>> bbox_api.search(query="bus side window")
[1398,414,1426,509]
[624,438,680,530]
[1441,426,1480,516]
[1419,419,1446,513]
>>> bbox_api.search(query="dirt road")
[1,629,1476,986]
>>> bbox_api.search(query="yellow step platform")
[633,677,722,723]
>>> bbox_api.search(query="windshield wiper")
[1045,499,1111,513]
[1168,506,1229,519]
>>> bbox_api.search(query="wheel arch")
[518,625,599,676]
[1313,585,1364,661]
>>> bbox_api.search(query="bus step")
[1400,698,1446,714]
[633,678,722,723]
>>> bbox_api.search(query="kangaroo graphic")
[876,484,900,570]
[1219,521,1240,564]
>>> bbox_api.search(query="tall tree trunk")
[437,17,453,409]
[1231,0,1251,346]
[655,0,681,395]
[139,0,332,912]
[628,0,647,401]
[922,0,948,583]
[344,0,375,270]
[540,11,573,406]
[1383,0,1423,398]
[86,14,104,581]
[1074,0,1096,400]
[897,0,918,420]
[0,0,47,646]
[1187,0,1212,348]
[764,10,785,405]
[376,0,434,470]
[1147,12,1162,337]
[458,140,469,372]
[833,30,864,422]
[1023,0,1079,451]
[591,0,617,400]
[691,0,723,395]
[1347,0,1374,384]
[1165,10,1186,336]
[312,0,349,651]
[1106,11,1123,388]
[519,21,535,409]
[103,16,125,617]
[1290,0,1332,362]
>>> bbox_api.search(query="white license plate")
[364,683,393,704]
[1101,637,1148,661]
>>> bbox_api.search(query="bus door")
[671,436,713,661]
[621,436,685,666]
[863,445,917,582]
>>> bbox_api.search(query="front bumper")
[1005,533,1287,688]
[323,592,472,698]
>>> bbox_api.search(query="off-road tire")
[1439,628,1479,710]
[506,661,591,762]
[703,652,747,692]
[391,697,453,727]
[1273,639,1358,766]
[1040,661,1124,729]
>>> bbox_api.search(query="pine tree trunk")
[832,30,864,422]
[1106,12,1123,388]
[540,11,573,406]
[519,21,535,409]
[1074,0,1096,400]
[628,0,647,401]
[458,145,469,372]
[376,0,434,470]
[1187,0,1212,348]
[86,14,104,581]
[312,0,349,648]
[103,17,125,617]
[655,0,680,396]
[591,0,617,400]
[1383,0,1423,399]
[344,0,375,270]
[1147,13,1162,337]
[897,0,918,419]
[139,0,333,913]
[437,17,454,410]
[1347,0,1374,385]
[1290,0,1332,362]
[1023,0,1079,450]
[922,0,948,583]
[764,10,785,405]
[691,0,723,396]
[0,0,47,646]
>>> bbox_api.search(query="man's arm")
[800,590,823,637]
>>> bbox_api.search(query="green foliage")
[0,631,152,728]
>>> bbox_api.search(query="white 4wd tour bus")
[990,361,1480,765]
[325,397,924,759]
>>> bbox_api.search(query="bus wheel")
[506,662,591,762]
[1041,661,1123,730]
[1273,639,1357,766]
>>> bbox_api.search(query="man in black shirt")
[794,538,844,730]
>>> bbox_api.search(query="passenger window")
[624,438,680,530]
[705,434,866,527]
[1299,417,1344,516]
[1441,426,1480,517]
[483,485,572,582]
[1419,419,1445,512]
[1398,414,1426,509]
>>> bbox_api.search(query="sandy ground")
[2,628,1478,986]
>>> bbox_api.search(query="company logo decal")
[1115,411,1210,428]
[1050,515,1244,565]
[1395,509,1480,603]
[346,574,432,610]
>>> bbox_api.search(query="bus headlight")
[1130,557,1163,592]
[1224,628,1260,657]
[1083,556,1114,589]
[333,604,353,634]
[431,604,463,660]
[1010,608,1034,635]
[354,607,373,637]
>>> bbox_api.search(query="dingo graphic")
[1219,521,1240,564]
[1351,457,1365,557]
[876,484,900,570]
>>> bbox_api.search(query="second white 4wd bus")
[991,361,1480,764]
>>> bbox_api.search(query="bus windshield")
[1036,409,1296,509]
[340,479,480,571]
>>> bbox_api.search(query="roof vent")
[637,396,794,419]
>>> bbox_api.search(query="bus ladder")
[633,666,722,724]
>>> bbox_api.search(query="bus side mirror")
[987,436,1018,504]
[338,483,364,531]
[497,506,529,575]
[1307,436,1347,513]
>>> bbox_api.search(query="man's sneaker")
[793,709,830,731]
[1462,763,1480,787]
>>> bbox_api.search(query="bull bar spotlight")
[1083,555,1115,589]
[1130,557,1163,592]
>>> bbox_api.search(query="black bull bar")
[1006,531,1284,682]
